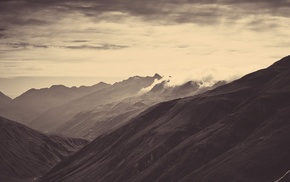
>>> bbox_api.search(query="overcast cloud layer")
[1,0,290,96]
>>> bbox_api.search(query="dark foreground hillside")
[0,116,88,181]
[41,56,290,182]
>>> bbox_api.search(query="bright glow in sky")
[0,0,290,97]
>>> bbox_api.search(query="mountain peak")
[50,84,68,89]
[0,91,11,99]
[153,73,162,80]
[98,81,109,85]
[0,91,12,106]
[91,81,111,88]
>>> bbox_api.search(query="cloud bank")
[1,0,290,96]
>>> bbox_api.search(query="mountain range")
[38,55,290,182]
[0,82,110,124]
[1,73,223,140]
[28,74,162,133]
[1,55,290,182]
[52,80,225,139]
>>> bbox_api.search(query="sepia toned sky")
[1,0,290,97]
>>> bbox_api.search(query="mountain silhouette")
[40,55,290,182]
[0,82,110,124]
[0,116,88,181]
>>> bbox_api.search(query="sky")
[0,0,290,98]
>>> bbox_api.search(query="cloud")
[3,41,128,51]
[0,0,289,81]
[77,0,290,24]
[162,63,264,88]
[246,19,280,32]
[0,28,7,39]
[0,33,5,39]
[0,0,289,52]
[6,18,50,27]
[1,0,290,28]
[266,41,290,48]
[138,76,169,94]
[5,42,48,49]
[70,40,89,43]
[63,44,129,50]
[137,63,263,95]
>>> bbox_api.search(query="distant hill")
[0,82,110,124]
[0,116,88,181]
[40,55,290,182]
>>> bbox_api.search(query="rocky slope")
[40,55,290,182]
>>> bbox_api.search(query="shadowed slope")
[0,116,88,181]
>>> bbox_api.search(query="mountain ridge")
[0,82,110,124]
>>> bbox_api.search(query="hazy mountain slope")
[0,116,88,181]
[0,91,12,108]
[30,74,162,132]
[40,55,290,182]
[54,100,147,140]
[0,82,110,124]
[55,80,225,140]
